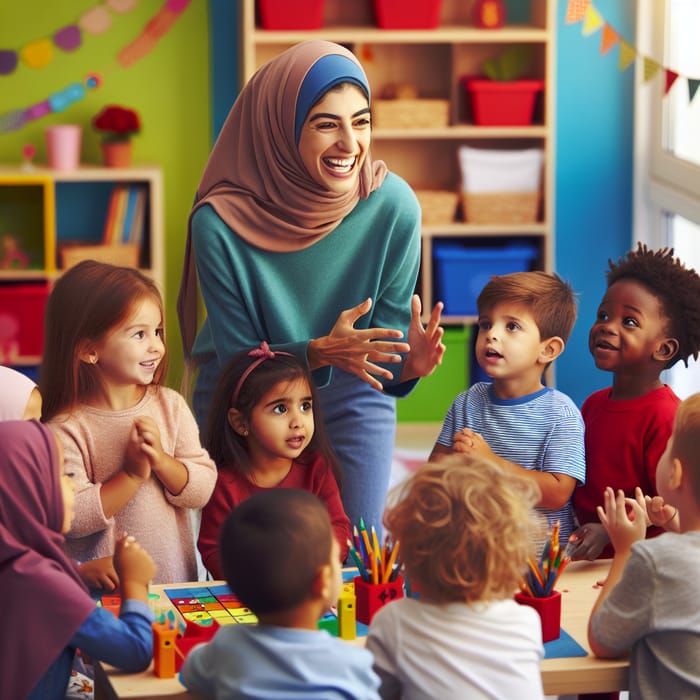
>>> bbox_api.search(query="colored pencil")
[520,521,569,598]
[347,540,370,582]
[382,540,401,584]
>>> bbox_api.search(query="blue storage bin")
[433,241,539,316]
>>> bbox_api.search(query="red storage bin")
[257,0,324,29]
[464,78,544,126]
[373,0,442,29]
[0,283,50,362]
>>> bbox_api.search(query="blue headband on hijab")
[295,53,370,145]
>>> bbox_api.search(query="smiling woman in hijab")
[178,40,444,534]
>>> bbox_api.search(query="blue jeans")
[317,368,396,535]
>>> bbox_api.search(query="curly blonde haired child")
[366,455,547,700]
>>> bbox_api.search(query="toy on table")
[337,588,356,641]
[152,610,221,679]
[153,581,362,676]
[152,612,179,679]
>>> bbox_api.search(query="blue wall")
[554,0,636,406]
[209,0,637,408]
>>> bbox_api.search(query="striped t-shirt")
[436,382,586,543]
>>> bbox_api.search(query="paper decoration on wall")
[0,0,140,75]
[565,0,590,25]
[566,0,700,102]
[0,0,191,133]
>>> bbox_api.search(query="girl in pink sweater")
[40,260,216,584]
[198,342,352,579]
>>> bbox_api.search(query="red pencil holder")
[354,575,404,625]
[515,590,561,642]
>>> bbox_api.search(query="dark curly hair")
[606,243,700,368]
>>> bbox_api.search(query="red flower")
[92,105,141,142]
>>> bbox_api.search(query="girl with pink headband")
[198,342,352,577]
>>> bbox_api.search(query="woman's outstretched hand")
[307,298,410,391]
[400,295,445,382]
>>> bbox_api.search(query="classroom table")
[94,559,629,699]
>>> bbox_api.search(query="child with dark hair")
[430,271,585,543]
[366,455,546,700]
[182,489,381,699]
[0,420,155,700]
[570,244,700,560]
[40,260,216,584]
[197,342,352,579]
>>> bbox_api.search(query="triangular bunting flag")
[643,57,661,82]
[618,40,636,71]
[582,5,604,36]
[600,24,620,55]
[688,78,700,103]
[664,69,679,94]
[565,0,590,24]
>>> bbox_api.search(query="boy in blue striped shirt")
[430,271,585,542]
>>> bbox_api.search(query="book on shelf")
[101,184,147,250]
[127,186,147,245]
[101,186,120,244]
[102,184,129,245]
[121,186,139,244]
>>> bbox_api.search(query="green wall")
[0,1,212,387]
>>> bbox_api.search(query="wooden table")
[95,559,628,699]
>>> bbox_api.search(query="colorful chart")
[163,584,257,627]
[159,572,365,637]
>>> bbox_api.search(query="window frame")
[634,0,700,248]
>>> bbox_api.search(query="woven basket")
[60,243,140,270]
[372,99,449,129]
[461,191,539,224]
[415,190,458,225]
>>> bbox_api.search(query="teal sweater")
[190,172,420,393]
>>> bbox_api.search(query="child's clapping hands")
[124,416,165,482]
[633,486,680,533]
[596,487,647,555]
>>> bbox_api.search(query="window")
[635,0,700,398]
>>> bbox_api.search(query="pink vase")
[45,125,82,171]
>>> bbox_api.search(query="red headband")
[231,341,294,407]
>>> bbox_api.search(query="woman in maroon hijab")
[0,420,156,699]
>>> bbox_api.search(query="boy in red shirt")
[570,244,700,561]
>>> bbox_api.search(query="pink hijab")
[177,40,388,358]
[0,420,95,699]
[0,365,36,420]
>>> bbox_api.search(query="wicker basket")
[414,189,458,225]
[461,191,539,224]
[60,243,140,270]
[372,99,449,129]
